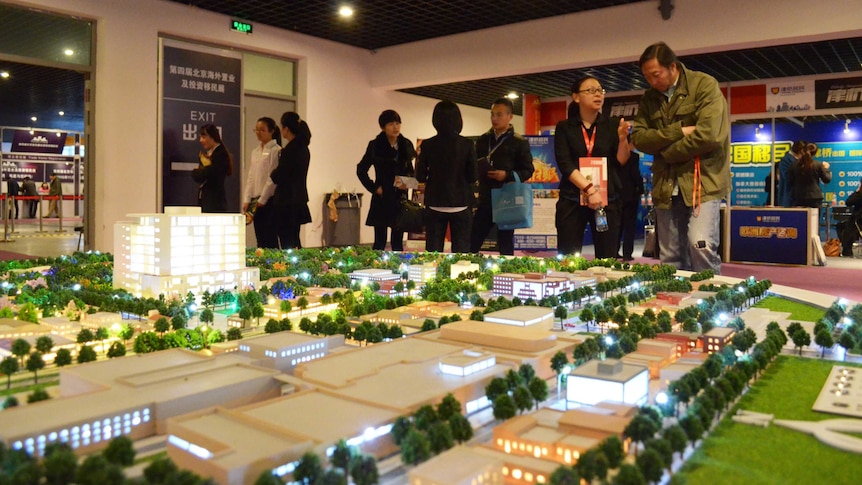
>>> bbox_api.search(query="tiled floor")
[0,217,83,259]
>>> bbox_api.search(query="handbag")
[491,172,533,230]
[642,224,658,258]
[395,199,425,233]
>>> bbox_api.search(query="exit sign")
[230,19,253,34]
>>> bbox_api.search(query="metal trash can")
[322,193,362,247]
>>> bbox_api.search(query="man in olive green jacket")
[631,42,730,274]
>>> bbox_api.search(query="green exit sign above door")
[230,19,253,34]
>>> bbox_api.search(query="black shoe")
[623,256,634,261]
[614,253,623,259]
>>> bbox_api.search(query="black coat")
[357,133,416,227]
[191,144,230,213]
[554,113,624,202]
[270,137,312,225]
[416,134,477,208]
[787,160,831,204]
[620,151,644,204]
[475,126,534,207]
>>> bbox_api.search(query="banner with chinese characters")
[766,80,814,113]
[160,39,242,211]
[729,208,812,265]
[730,141,792,206]
[815,76,862,110]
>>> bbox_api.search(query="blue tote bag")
[491,172,533,230]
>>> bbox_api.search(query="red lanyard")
[581,125,596,157]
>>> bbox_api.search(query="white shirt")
[243,139,280,205]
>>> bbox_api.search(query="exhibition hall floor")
[0,220,857,304]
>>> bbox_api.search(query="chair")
[831,206,852,240]
[74,225,84,251]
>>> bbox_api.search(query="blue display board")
[729,208,810,265]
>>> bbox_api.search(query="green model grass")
[678,356,862,484]
[753,296,826,322]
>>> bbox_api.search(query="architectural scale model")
[112,207,259,301]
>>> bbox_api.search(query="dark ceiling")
[166,0,648,51]
[4,0,862,132]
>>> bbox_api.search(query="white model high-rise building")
[113,207,259,300]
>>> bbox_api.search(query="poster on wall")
[730,141,792,207]
[161,39,242,211]
[514,136,560,250]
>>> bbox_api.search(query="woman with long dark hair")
[788,142,831,208]
[356,109,417,251]
[192,124,233,213]
[415,101,477,252]
[554,75,631,257]
[270,112,312,249]
[243,117,281,248]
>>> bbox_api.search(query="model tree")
[330,439,353,476]
[427,421,454,454]
[226,327,243,341]
[492,394,516,421]
[614,463,647,485]
[26,351,45,384]
[349,454,379,485]
[78,345,97,364]
[103,436,136,466]
[576,449,609,484]
[28,387,50,403]
[528,376,549,410]
[43,443,78,484]
[792,329,811,355]
[55,348,72,368]
[448,413,473,443]
[254,470,283,485]
[35,335,54,354]
[11,338,31,367]
[599,435,625,468]
[400,428,431,465]
[624,414,660,457]
[107,342,126,359]
[75,455,125,485]
[549,466,580,485]
[294,452,323,485]
[815,329,834,358]
[1,355,19,389]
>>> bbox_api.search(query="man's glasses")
[578,88,606,95]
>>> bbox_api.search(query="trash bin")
[322,193,362,247]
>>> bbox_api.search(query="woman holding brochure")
[356,109,417,251]
[554,76,631,258]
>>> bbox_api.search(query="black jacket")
[357,133,416,227]
[620,151,644,203]
[787,160,831,204]
[271,137,311,207]
[191,144,230,213]
[475,126,533,207]
[416,134,477,208]
[554,113,624,202]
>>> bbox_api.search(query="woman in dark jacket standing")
[357,110,417,251]
[415,101,477,253]
[192,124,233,213]
[270,112,312,249]
[554,76,631,257]
[788,142,832,208]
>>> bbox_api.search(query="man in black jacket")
[469,98,534,255]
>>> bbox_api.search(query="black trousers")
[556,197,620,258]
[470,204,515,255]
[617,201,639,258]
[373,225,404,251]
[425,208,471,253]
[253,204,279,249]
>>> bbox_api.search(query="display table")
[727,207,818,265]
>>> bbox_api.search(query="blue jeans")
[656,196,722,273]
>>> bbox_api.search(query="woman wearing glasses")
[242,117,281,248]
[554,76,631,258]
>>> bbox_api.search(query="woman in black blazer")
[192,124,233,213]
[554,76,631,257]
[357,109,417,251]
[415,101,477,253]
[269,112,312,249]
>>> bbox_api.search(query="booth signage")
[729,209,809,265]
[815,76,862,109]
[10,130,67,154]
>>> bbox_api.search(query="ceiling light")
[844,119,851,134]
[30,116,37,122]
[59,111,65,116]
[506,92,519,100]
[0,71,9,79]
[64,48,74,56]
[338,6,354,17]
